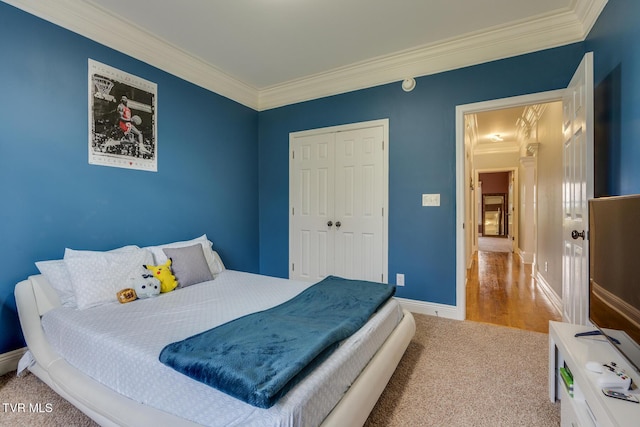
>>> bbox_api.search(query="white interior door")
[562,52,594,325]
[333,126,385,282]
[290,120,388,283]
[290,132,335,282]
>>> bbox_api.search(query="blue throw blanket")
[159,275,395,408]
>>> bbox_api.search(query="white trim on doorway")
[455,89,564,321]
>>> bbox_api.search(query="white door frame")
[455,90,564,320]
[289,118,389,282]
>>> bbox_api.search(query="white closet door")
[333,126,384,282]
[289,120,387,283]
[290,132,335,282]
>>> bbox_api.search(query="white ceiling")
[87,0,570,89]
[6,0,607,110]
[474,106,526,152]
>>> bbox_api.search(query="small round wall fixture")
[401,78,416,92]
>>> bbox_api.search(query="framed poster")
[88,59,157,171]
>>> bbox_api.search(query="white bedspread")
[41,270,403,427]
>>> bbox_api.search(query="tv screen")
[589,195,640,374]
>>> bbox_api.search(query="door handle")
[335,221,341,228]
[571,230,585,240]
[327,220,333,227]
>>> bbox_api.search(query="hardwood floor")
[466,249,561,333]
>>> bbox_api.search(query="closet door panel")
[334,126,384,281]
[290,132,335,281]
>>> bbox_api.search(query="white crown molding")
[571,0,609,34]
[259,1,607,110]
[3,0,260,110]
[4,0,607,112]
[474,144,521,156]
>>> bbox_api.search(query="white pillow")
[35,260,75,308]
[63,245,140,259]
[65,248,153,310]
[210,250,226,274]
[36,245,141,308]
[144,234,224,275]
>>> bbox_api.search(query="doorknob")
[335,221,341,228]
[327,220,333,227]
[571,230,585,240]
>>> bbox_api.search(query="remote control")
[602,388,639,403]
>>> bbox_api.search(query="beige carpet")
[0,314,559,426]
[365,314,559,426]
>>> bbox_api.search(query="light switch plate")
[422,194,440,206]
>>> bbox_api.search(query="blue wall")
[0,3,259,354]
[258,45,585,304]
[586,0,640,196]
[4,0,638,357]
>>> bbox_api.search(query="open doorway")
[455,91,565,330]
[477,169,515,254]
[477,171,512,238]
[481,192,507,237]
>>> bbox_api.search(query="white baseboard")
[534,272,563,315]
[396,297,463,320]
[0,347,27,376]
[517,248,534,264]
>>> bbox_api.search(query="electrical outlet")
[396,273,405,286]
[544,262,548,272]
[422,194,440,206]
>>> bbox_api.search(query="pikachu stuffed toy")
[144,259,178,293]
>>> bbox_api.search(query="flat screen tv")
[589,194,640,374]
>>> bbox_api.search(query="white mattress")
[41,270,403,427]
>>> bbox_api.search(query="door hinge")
[292,207,295,215]
[382,140,385,150]
[292,263,295,272]
[292,150,295,160]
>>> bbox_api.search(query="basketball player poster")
[88,59,157,171]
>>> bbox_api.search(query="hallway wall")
[535,101,564,297]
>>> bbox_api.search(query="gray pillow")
[162,244,214,288]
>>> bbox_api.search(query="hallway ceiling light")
[490,134,504,142]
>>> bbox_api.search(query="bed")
[14,235,415,427]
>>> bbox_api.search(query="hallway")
[466,244,561,333]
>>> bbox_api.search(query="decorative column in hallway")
[519,155,536,264]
